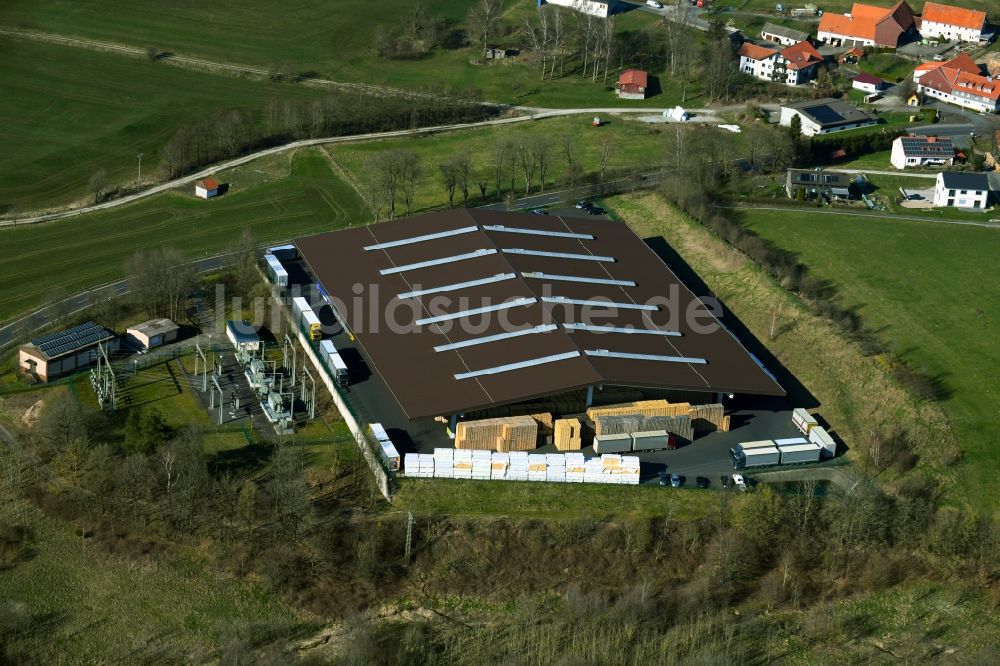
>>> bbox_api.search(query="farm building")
[890,135,955,169]
[817,0,916,48]
[779,98,878,136]
[18,321,118,382]
[616,69,648,99]
[919,2,988,43]
[292,209,785,426]
[760,22,811,46]
[915,53,999,114]
[195,177,220,199]
[126,318,179,350]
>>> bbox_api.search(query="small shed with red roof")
[195,177,220,199]
[617,69,648,100]
[852,72,887,93]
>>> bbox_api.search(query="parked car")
[588,206,606,216]
[658,471,670,487]
[575,200,591,209]
[732,474,748,492]
[720,475,731,488]
[530,208,548,215]
[696,476,710,489]
[647,0,664,7]
[670,473,682,488]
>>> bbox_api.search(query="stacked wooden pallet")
[688,403,728,432]
[587,399,692,421]
[596,414,694,442]
[554,418,583,451]
[454,415,538,452]
[530,412,554,446]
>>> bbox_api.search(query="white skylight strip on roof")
[521,271,636,287]
[433,324,558,352]
[584,349,707,365]
[483,224,594,240]
[364,226,478,251]
[502,248,614,262]
[541,296,657,311]
[454,351,581,380]
[379,248,496,275]
[397,273,517,299]
[563,323,681,337]
[416,297,537,326]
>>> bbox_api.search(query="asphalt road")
[0,253,234,352]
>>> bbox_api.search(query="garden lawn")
[0,149,369,322]
[740,208,1000,514]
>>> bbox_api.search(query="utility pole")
[405,511,413,563]
[137,152,143,183]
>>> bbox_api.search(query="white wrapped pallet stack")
[418,453,435,478]
[527,453,547,481]
[454,449,473,479]
[546,453,566,482]
[565,453,586,483]
[472,450,491,480]
[509,451,529,481]
[433,448,454,479]
[584,458,604,483]
[491,452,509,480]
[404,453,419,477]
[620,456,641,485]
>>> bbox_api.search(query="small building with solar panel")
[19,321,118,382]
[779,98,878,136]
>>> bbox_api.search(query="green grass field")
[0,505,310,662]
[328,115,741,212]
[0,149,369,322]
[0,0,704,110]
[0,37,333,211]
[739,208,1000,513]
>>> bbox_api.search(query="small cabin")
[195,177,220,199]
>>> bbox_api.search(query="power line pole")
[405,511,413,563]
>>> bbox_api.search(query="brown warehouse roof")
[295,209,784,420]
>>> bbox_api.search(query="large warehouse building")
[293,209,784,426]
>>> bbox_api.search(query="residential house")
[933,171,990,208]
[195,177,220,199]
[738,40,824,85]
[839,46,866,63]
[616,69,648,99]
[919,2,988,43]
[785,169,856,199]
[817,0,916,47]
[916,54,1000,114]
[890,134,955,168]
[779,98,879,135]
[913,52,978,82]
[852,72,887,92]
[760,22,811,46]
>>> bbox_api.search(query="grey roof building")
[785,169,856,199]
[760,22,811,45]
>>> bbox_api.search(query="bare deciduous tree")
[126,247,198,322]
[598,138,614,183]
[89,169,108,204]
[466,0,505,62]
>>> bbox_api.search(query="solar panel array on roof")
[30,321,113,359]
[899,136,954,158]
[294,209,786,419]
[802,104,843,125]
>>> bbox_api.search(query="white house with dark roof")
[890,135,955,169]
[933,172,990,208]
[779,98,879,135]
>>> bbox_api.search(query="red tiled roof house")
[916,54,1000,114]
[919,2,988,43]
[738,40,824,85]
[616,69,648,99]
